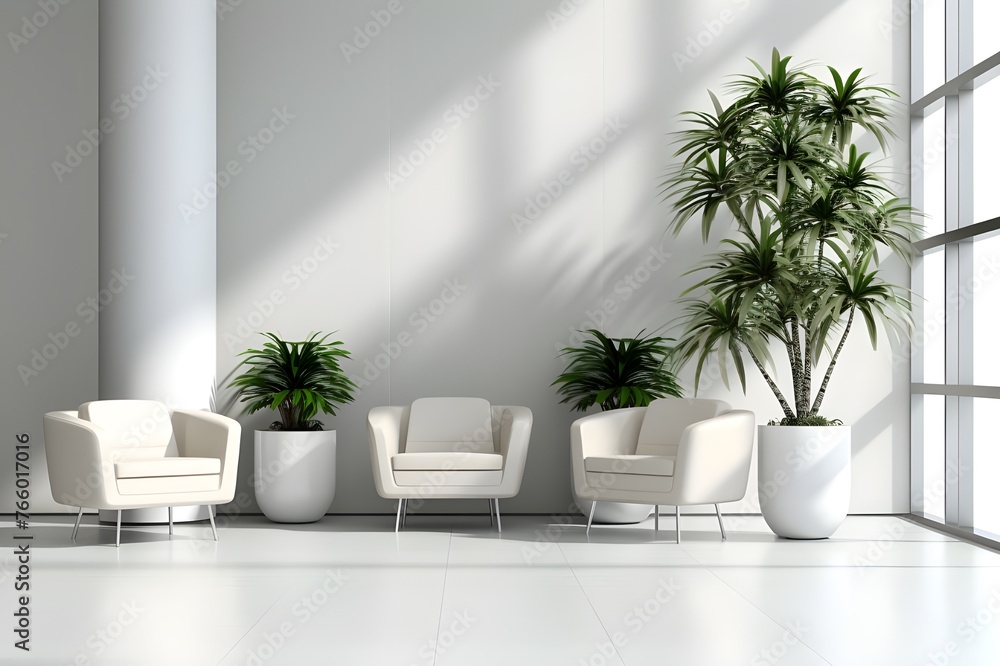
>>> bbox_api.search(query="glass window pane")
[919,0,945,98]
[917,248,946,384]
[916,104,946,238]
[973,1,1000,67]
[973,398,1000,537]
[916,394,945,520]
[973,75,1000,225]
[973,233,1000,386]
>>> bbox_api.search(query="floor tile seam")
[431,531,454,666]
[702,565,835,666]
[556,540,629,666]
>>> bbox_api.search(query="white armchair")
[368,397,532,532]
[43,400,241,546]
[571,398,755,542]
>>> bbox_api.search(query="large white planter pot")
[757,425,851,539]
[255,430,337,523]
[572,493,653,525]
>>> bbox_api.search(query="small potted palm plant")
[230,332,357,523]
[553,329,683,523]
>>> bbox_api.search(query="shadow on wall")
[215,0,897,517]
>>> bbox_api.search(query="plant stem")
[810,306,856,416]
[748,348,795,419]
[787,316,808,417]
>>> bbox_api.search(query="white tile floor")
[2,513,999,665]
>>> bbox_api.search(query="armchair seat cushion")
[585,472,674,493]
[114,457,221,479]
[392,452,503,471]
[584,455,675,477]
[394,470,504,486]
[117,474,221,495]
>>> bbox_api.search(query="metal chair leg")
[71,507,83,541]
[168,507,173,537]
[401,499,408,528]
[116,510,122,548]
[488,499,494,526]
[208,506,218,541]
[654,505,659,532]
[586,501,597,535]
[493,498,501,534]
[715,504,727,541]
[395,499,403,533]
[675,505,681,544]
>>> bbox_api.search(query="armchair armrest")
[367,406,408,498]
[672,410,756,505]
[42,412,119,509]
[495,406,532,495]
[571,408,645,458]
[570,408,645,500]
[171,409,242,499]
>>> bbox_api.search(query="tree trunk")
[788,316,808,417]
[810,307,856,416]
[749,348,795,420]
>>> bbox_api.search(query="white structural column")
[98,0,216,524]
[99,0,215,407]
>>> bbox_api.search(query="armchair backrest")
[404,397,496,454]
[634,398,730,457]
[78,400,173,460]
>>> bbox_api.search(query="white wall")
[0,0,908,516]
[216,0,912,515]
[0,0,98,512]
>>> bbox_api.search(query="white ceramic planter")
[255,430,337,523]
[757,425,851,539]
[573,494,653,524]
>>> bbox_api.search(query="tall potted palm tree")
[230,332,357,523]
[662,49,918,538]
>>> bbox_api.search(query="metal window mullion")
[958,0,974,74]
[955,78,976,527]
[946,0,960,81]
[912,0,926,100]
[909,32,927,508]
[941,0,960,516]
[944,241,961,525]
